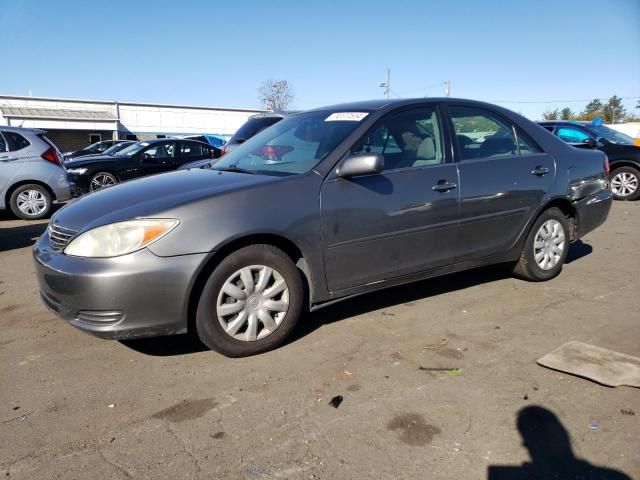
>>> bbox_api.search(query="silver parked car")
[0,127,72,220]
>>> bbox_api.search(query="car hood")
[65,154,127,167]
[50,169,281,232]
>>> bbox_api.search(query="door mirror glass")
[582,138,597,148]
[337,153,384,178]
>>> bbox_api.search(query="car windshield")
[102,143,131,155]
[117,142,149,157]
[215,111,368,175]
[586,125,635,145]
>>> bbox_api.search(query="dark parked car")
[539,120,640,200]
[221,113,284,156]
[65,139,219,194]
[35,99,611,357]
[63,141,137,165]
[64,140,130,160]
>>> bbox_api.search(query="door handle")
[531,166,550,176]
[432,181,458,192]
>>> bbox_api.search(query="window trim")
[0,132,7,152]
[445,104,544,162]
[342,104,451,173]
[4,131,31,152]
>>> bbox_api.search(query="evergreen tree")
[560,107,574,120]
[579,99,603,120]
[602,96,626,123]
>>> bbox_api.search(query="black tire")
[513,207,570,282]
[609,166,640,201]
[9,184,53,220]
[196,244,304,357]
[89,172,118,192]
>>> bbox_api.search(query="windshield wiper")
[213,165,256,174]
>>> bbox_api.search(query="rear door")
[321,106,460,292]
[176,141,205,167]
[447,105,555,261]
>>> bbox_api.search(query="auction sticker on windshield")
[325,112,369,122]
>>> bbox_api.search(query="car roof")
[0,125,45,134]
[307,97,515,113]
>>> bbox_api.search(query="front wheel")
[513,207,570,282]
[9,184,52,220]
[89,172,118,192]
[609,166,640,201]
[196,244,304,357]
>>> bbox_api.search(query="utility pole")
[378,68,391,99]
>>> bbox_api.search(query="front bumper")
[33,234,208,340]
[573,188,613,239]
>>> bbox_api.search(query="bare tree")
[257,79,295,112]
[542,109,559,120]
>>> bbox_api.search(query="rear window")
[229,117,283,144]
[4,131,31,151]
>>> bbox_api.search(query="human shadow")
[488,406,631,480]
[565,240,593,264]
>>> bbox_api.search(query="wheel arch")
[609,160,640,173]
[185,233,313,334]
[6,180,56,206]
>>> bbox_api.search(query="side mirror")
[583,138,597,148]
[142,153,152,161]
[337,153,384,178]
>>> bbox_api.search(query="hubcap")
[16,189,47,216]
[216,265,289,341]
[533,219,565,271]
[611,172,638,197]
[90,173,116,191]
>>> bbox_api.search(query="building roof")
[0,106,118,121]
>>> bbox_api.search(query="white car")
[0,127,72,220]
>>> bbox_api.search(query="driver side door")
[138,141,177,178]
[320,106,460,292]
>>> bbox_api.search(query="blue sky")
[1,0,638,120]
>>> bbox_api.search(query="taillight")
[604,155,610,177]
[41,147,61,166]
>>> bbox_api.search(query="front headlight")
[66,168,87,175]
[64,219,179,257]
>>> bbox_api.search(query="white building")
[0,94,266,151]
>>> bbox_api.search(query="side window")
[0,133,7,152]
[4,132,31,151]
[449,106,517,160]
[515,129,542,154]
[556,127,591,143]
[143,142,176,161]
[179,142,203,158]
[352,107,444,170]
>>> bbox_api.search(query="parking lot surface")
[1,203,638,479]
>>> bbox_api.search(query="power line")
[489,96,640,104]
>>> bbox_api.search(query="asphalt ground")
[0,201,638,479]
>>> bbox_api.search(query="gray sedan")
[34,98,612,357]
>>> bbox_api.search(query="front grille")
[48,224,77,251]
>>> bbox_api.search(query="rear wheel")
[196,244,304,357]
[609,166,639,201]
[513,207,570,281]
[9,184,52,220]
[89,172,118,191]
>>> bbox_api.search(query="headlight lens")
[66,168,87,175]
[64,219,179,257]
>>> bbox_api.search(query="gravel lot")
[1,202,638,479]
